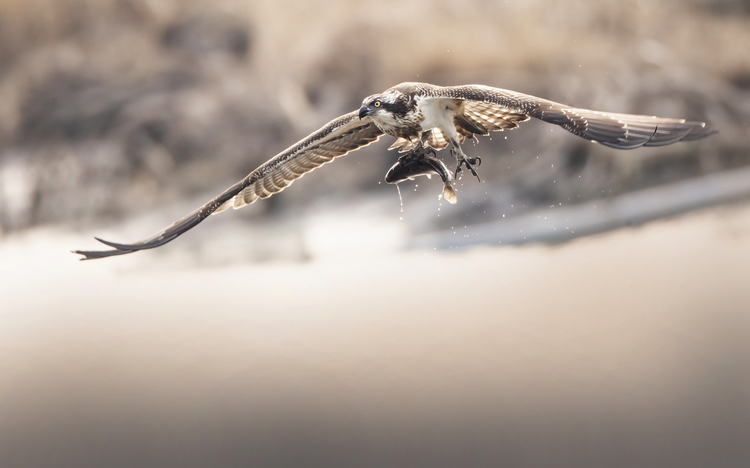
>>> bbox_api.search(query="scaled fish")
[385,154,458,204]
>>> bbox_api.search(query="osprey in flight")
[74,82,715,260]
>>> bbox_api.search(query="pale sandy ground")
[1,202,749,467]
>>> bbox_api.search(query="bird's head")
[358,95,384,119]
[358,88,410,121]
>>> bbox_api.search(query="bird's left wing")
[438,85,716,149]
[74,111,383,260]
[418,84,715,149]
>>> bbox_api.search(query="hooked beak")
[358,105,372,120]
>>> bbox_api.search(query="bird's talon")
[466,158,481,181]
[467,164,480,182]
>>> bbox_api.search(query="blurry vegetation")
[0,0,748,235]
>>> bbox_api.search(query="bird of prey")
[74,82,715,260]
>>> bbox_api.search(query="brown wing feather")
[454,112,488,136]
[229,115,382,208]
[418,83,715,148]
[73,111,383,260]
[388,137,418,153]
[461,101,529,132]
[425,128,449,150]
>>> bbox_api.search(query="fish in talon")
[385,154,458,204]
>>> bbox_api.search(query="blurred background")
[1,0,749,466]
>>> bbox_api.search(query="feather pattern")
[425,128,449,150]
[396,83,715,148]
[74,111,382,259]
[388,137,419,153]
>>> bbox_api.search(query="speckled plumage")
[74,82,715,259]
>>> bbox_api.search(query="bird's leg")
[449,139,481,181]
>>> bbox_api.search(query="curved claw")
[466,162,481,182]
[454,158,481,182]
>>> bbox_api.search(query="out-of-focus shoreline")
[2,201,749,467]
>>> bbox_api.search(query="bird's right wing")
[73,111,383,260]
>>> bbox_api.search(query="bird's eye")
[373,101,381,108]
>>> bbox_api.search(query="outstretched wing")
[419,84,716,148]
[74,111,383,260]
